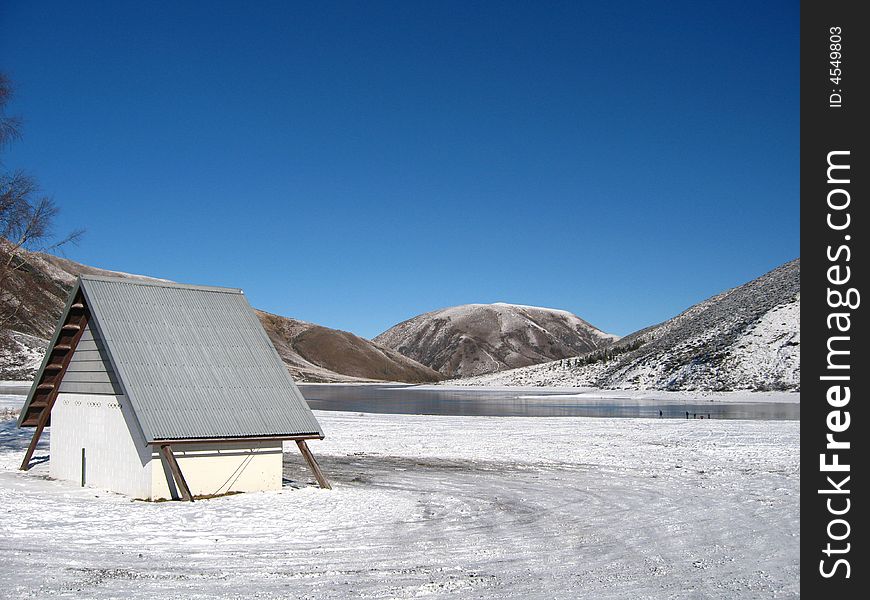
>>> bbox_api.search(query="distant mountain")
[257,311,442,383]
[374,302,617,378]
[0,246,442,384]
[455,259,800,391]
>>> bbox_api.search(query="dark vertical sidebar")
[802,0,866,596]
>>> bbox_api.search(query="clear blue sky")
[1,1,798,339]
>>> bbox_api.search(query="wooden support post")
[159,444,194,502]
[296,439,331,489]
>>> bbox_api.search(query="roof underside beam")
[147,434,324,445]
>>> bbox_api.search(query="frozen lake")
[299,384,800,420]
[3,381,800,421]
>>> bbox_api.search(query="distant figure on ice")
[659,410,663,418]
[693,413,697,419]
[686,411,689,419]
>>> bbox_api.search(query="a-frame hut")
[17,275,330,500]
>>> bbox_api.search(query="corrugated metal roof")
[73,275,323,441]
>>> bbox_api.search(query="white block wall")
[49,393,152,498]
[49,394,284,500]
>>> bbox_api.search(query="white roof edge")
[78,274,244,294]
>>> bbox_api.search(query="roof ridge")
[79,274,244,294]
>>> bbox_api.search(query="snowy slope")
[456,259,800,391]
[375,302,617,378]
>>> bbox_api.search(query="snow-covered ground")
[1,402,799,599]
[0,384,27,420]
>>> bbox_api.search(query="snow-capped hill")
[374,302,616,378]
[455,259,800,391]
[491,302,571,316]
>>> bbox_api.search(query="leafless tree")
[0,74,21,150]
[1,73,84,330]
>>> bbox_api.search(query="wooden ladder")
[19,293,90,470]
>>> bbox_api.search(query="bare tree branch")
[0,74,22,150]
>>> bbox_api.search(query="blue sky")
[1,1,798,339]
